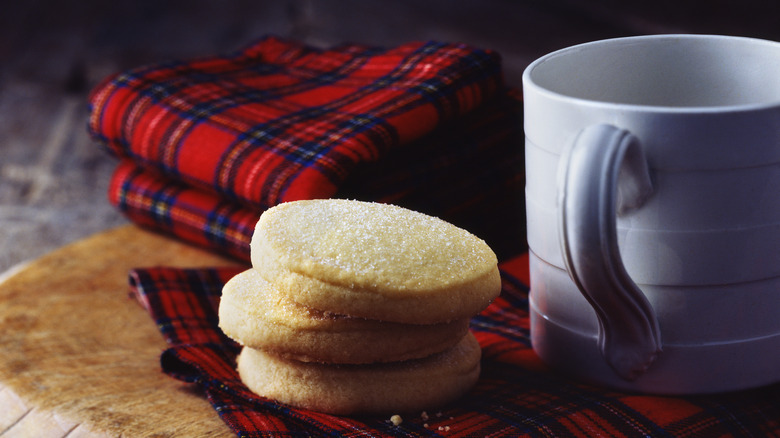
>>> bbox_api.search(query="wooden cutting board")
[0,225,247,437]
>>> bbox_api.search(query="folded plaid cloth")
[89,36,525,261]
[129,255,780,437]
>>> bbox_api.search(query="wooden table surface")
[2,1,778,436]
[0,225,246,437]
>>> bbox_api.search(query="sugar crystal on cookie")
[250,199,501,324]
[223,199,499,414]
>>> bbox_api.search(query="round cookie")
[219,269,470,364]
[237,331,482,415]
[250,199,501,324]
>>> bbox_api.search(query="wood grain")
[0,226,246,437]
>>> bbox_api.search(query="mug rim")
[522,34,780,114]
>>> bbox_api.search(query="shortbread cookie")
[250,199,501,324]
[219,269,470,364]
[237,332,481,415]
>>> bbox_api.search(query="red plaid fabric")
[108,161,259,261]
[89,36,525,260]
[129,255,780,437]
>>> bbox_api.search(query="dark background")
[2,0,778,273]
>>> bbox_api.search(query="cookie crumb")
[390,414,403,426]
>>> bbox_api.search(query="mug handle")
[558,124,663,381]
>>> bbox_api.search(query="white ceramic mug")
[523,34,780,394]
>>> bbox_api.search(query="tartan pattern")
[111,161,259,262]
[107,90,525,262]
[130,256,780,438]
[89,36,525,260]
[87,37,506,203]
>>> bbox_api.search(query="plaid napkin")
[130,256,780,438]
[89,36,525,261]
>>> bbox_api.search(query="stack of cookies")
[219,199,501,415]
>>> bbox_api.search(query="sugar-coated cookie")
[237,332,481,415]
[219,269,470,364]
[250,199,501,324]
